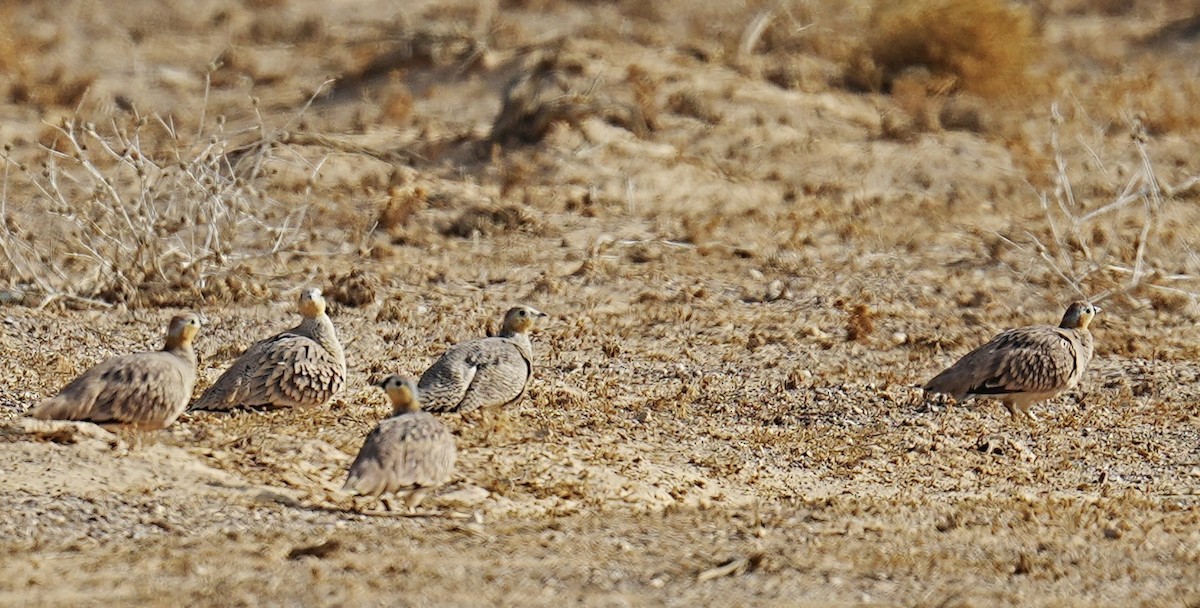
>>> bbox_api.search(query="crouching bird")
[29,313,203,430]
[190,287,345,411]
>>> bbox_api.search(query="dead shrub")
[442,204,532,238]
[868,0,1039,99]
[994,115,1200,314]
[0,106,309,308]
[489,46,648,146]
[328,269,380,307]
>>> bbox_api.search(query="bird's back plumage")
[191,289,345,411]
[924,325,1091,399]
[29,314,201,429]
[418,335,532,414]
[923,301,1099,420]
[343,411,457,497]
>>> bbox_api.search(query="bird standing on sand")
[343,375,457,511]
[923,301,1100,422]
[190,288,346,411]
[29,313,203,430]
[418,305,547,414]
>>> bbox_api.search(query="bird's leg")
[404,488,428,514]
[1002,401,1018,419]
[381,497,396,512]
[482,408,500,442]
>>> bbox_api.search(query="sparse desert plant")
[867,0,1039,98]
[0,98,313,307]
[995,109,1200,311]
[489,45,649,146]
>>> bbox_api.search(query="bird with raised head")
[923,301,1100,422]
[29,313,203,430]
[190,287,346,411]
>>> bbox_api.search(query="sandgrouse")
[418,305,547,414]
[29,313,202,430]
[191,288,345,411]
[343,375,457,510]
[923,301,1100,422]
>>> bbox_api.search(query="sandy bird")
[190,287,346,411]
[923,301,1100,422]
[28,313,203,430]
[418,305,548,414]
[343,375,457,511]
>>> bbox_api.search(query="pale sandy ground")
[2,0,1200,606]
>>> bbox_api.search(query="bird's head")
[378,374,420,414]
[298,287,327,319]
[500,305,548,336]
[165,312,203,349]
[1060,301,1101,330]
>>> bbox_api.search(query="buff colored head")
[1060,301,1101,330]
[165,313,203,349]
[500,305,547,336]
[378,374,421,415]
[298,287,327,319]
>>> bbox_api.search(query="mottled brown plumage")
[190,288,345,411]
[29,313,202,430]
[418,305,547,414]
[923,301,1100,421]
[343,376,456,510]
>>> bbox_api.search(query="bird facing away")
[29,313,203,430]
[343,375,457,510]
[418,305,548,414]
[923,301,1101,422]
[190,288,346,411]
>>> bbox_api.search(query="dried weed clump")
[442,204,535,239]
[995,113,1200,315]
[489,45,649,146]
[866,0,1039,98]
[0,111,306,308]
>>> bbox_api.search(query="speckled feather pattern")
[418,333,533,414]
[191,314,346,411]
[923,302,1098,420]
[925,325,1093,399]
[29,316,200,429]
[343,411,457,497]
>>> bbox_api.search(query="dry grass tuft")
[376,186,427,232]
[328,269,380,308]
[844,302,875,342]
[868,0,1040,98]
[442,204,534,239]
